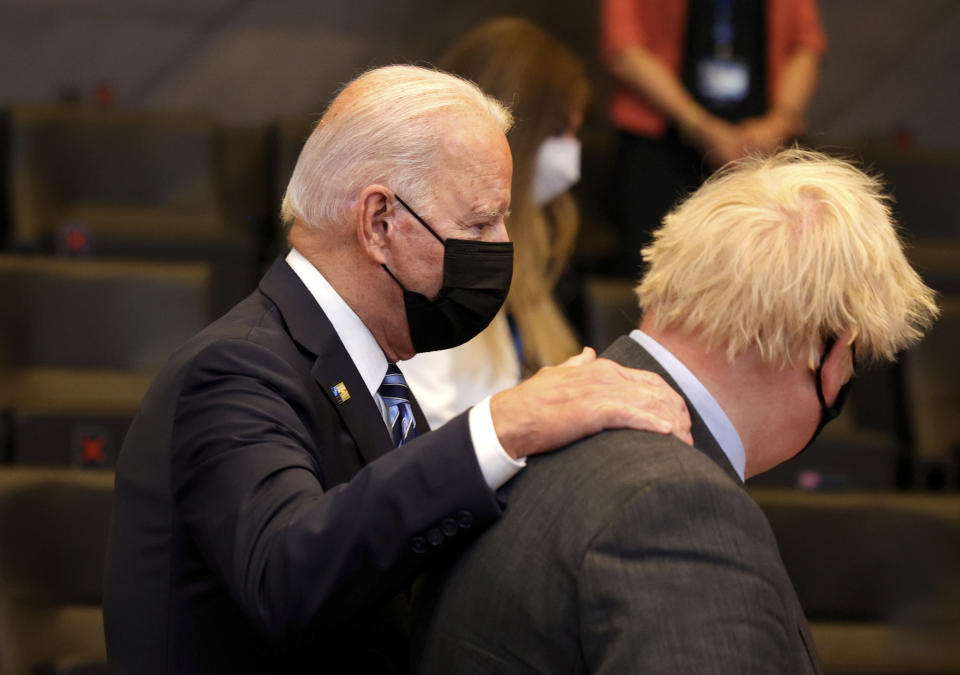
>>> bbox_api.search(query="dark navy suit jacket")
[104,257,502,674]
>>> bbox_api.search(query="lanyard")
[712,0,735,58]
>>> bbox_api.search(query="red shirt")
[600,0,827,136]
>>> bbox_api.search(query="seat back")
[0,257,209,466]
[3,106,256,315]
[902,297,960,487]
[0,467,114,674]
[863,148,960,241]
[747,419,900,491]
[0,255,210,372]
[5,105,225,249]
[753,489,960,673]
[753,489,960,621]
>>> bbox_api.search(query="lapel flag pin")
[331,382,350,404]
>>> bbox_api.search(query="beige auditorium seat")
[0,467,113,675]
[3,104,257,314]
[902,296,960,489]
[753,489,960,674]
[0,256,210,466]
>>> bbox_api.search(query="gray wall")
[1,0,958,148]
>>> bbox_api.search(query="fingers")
[601,362,690,426]
[558,346,596,368]
[609,377,693,445]
[554,359,691,437]
[585,361,694,443]
[491,356,695,459]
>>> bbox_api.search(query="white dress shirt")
[629,329,746,481]
[400,312,521,430]
[286,249,524,490]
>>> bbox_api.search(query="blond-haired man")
[417,149,939,674]
[104,65,691,674]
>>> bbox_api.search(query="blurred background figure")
[600,0,826,276]
[401,18,591,428]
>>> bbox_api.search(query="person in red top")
[600,0,827,275]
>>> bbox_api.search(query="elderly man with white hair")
[103,65,691,674]
[416,148,940,674]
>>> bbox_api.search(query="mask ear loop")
[394,195,445,244]
[381,263,407,291]
[382,195,445,291]
[814,336,836,409]
[815,336,856,408]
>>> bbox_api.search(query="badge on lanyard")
[696,0,750,103]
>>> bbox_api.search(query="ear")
[356,184,397,265]
[819,327,855,405]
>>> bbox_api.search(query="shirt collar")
[629,329,746,482]
[286,248,387,398]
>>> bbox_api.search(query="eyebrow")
[471,206,511,221]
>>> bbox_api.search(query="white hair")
[282,64,513,229]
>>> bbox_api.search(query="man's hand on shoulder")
[490,347,693,459]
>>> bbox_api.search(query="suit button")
[410,536,426,553]
[427,527,444,547]
[456,510,473,529]
[440,517,458,536]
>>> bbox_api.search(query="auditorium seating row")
[0,467,956,675]
[0,104,291,473]
[2,253,956,490]
[0,105,266,317]
[752,488,960,674]
[0,104,958,492]
[6,105,959,300]
[0,256,211,468]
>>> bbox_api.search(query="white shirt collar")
[629,329,746,482]
[286,248,387,398]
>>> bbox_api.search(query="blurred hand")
[738,111,801,155]
[692,115,747,168]
[490,347,693,459]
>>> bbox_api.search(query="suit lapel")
[259,257,395,466]
[601,335,742,485]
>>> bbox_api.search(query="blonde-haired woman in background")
[401,18,592,428]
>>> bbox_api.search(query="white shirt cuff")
[468,395,525,490]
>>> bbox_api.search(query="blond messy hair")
[637,148,939,369]
[282,64,513,230]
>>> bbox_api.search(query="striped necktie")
[379,364,418,447]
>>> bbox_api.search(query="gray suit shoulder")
[417,429,770,675]
[509,428,751,527]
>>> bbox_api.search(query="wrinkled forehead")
[433,112,511,173]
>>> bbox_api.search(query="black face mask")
[382,195,513,353]
[800,337,855,453]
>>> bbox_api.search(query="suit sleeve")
[578,472,796,673]
[170,338,502,648]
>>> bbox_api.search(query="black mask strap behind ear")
[394,195,444,243]
[801,337,856,454]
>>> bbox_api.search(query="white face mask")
[532,136,581,206]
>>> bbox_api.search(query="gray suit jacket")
[415,336,822,674]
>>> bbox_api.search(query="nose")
[490,219,510,243]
